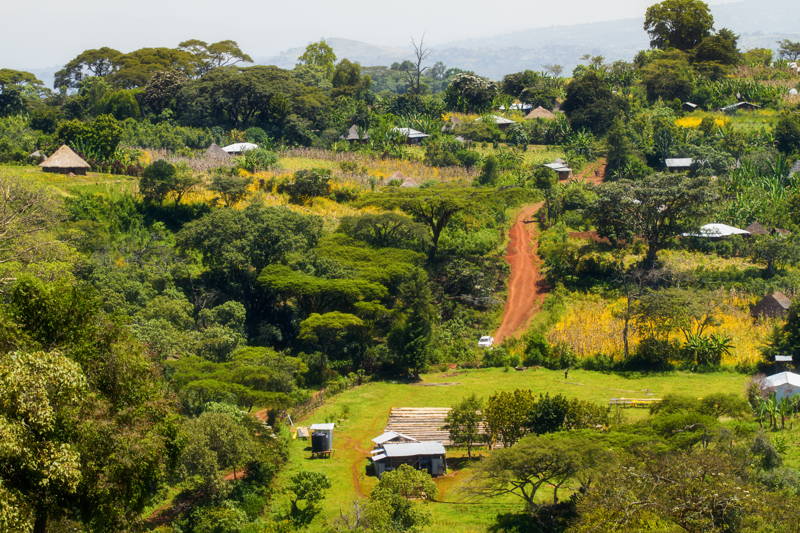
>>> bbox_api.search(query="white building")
[762,372,800,402]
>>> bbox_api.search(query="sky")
[2,0,736,70]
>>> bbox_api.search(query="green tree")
[140,159,177,204]
[210,174,250,207]
[296,41,337,84]
[332,59,371,99]
[0,351,87,533]
[775,113,800,154]
[54,47,123,89]
[641,52,695,102]
[0,178,59,264]
[444,394,484,458]
[561,71,627,135]
[445,73,497,113]
[374,464,438,500]
[644,0,714,51]
[287,471,331,526]
[282,168,332,204]
[592,173,716,268]
[484,389,536,447]
[179,39,253,75]
[387,268,435,379]
[109,47,196,88]
[470,432,605,512]
[748,234,800,276]
[778,39,800,61]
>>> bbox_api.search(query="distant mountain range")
[259,0,800,79]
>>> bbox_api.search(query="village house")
[525,106,557,120]
[720,101,761,113]
[762,372,800,401]
[40,145,91,175]
[341,124,369,143]
[543,159,572,180]
[752,292,792,319]
[665,158,694,172]
[222,142,258,155]
[370,438,447,478]
[393,127,429,144]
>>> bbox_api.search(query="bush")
[236,148,278,173]
[622,337,677,372]
[523,334,576,369]
[482,346,520,368]
[281,168,332,204]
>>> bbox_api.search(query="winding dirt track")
[493,202,548,344]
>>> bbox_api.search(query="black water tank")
[311,431,330,453]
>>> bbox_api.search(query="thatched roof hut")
[39,145,90,175]
[205,143,230,158]
[752,292,792,319]
[342,124,369,142]
[525,106,556,120]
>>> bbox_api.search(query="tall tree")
[406,35,431,95]
[644,0,714,51]
[178,39,252,75]
[592,173,716,268]
[778,39,800,61]
[387,268,436,379]
[54,47,123,89]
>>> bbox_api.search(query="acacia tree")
[54,47,123,89]
[592,173,717,268]
[178,39,252,75]
[778,39,800,61]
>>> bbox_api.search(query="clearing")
[280,367,748,532]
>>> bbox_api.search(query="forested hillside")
[2,0,800,531]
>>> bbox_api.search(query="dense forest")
[3,0,800,531]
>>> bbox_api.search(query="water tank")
[311,431,331,453]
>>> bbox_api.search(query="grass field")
[1,164,138,197]
[276,367,749,532]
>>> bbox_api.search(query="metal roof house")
[222,142,259,155]
[720,102,761,113]
[762,372,800,401]
[477,115,517,129]
[752,292,792,319]
[372,431,418,445]
[370,440,447,478]
[682,223,750,238]
[683,102,699,112]
[543,159,572,180]
[392,127,429,144]
[665,158,694,171]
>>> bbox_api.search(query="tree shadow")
[488,502,576,533]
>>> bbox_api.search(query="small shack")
[720,102,761,113]
[525,106,556,120]
[752,292,792,319]
[762,372,800,401]
[222,142,258,155]
[392,127,429,144]
[342,124,369,142]
[682,223,750,238]
[371,441,447,478]
[665,158,694,172]
[39,145,91,175]
[309,423,335,457]
[543,159,572,180]
[682,102,699,112]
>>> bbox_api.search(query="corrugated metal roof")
[371,453,387,462]
[763,372,800,389]
[393,127,429,139]
[372,431,418,445]
[381,442,446,458]
[222,142,258,153]
[310,423,335,431]
[683,223,750,238]
[665,158,694,168]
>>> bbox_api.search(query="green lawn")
[1,163,138,197]
[277,367,749,532]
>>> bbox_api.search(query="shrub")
[236,148,278,173]
[622,337,677,371]
[281,168,332,204]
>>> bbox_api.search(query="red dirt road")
[493,202,547,344]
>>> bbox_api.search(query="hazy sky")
[2,0,734,69]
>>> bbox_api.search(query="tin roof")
[372,431,418,445]
[310,423,335,431]
[763,372,800,389]
[380,442,446,458]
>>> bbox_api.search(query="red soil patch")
[493,202,548,344]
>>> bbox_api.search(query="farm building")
[525,106,556,120]
[392,127,429,144]
[384,407,453,444]
[372,431,418,445]
[40,145,91,175]
[665,158,694,171]
[720,102,760,113]
[370,440,447,478]
[543,159,572,180]
[682,223,750,238]
[762,372,800,401]
[222,142,258,155]
[342,124,369,142]
[752,292,792,318]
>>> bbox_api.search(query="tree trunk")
[33,512,47,533]
[643,243,659,269]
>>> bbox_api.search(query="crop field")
[277,367,748,532]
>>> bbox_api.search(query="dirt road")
[493,202,547,344]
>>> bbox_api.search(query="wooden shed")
[39,145,90,175]
[752,292,792,319]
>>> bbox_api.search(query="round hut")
[39,145,91,175]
